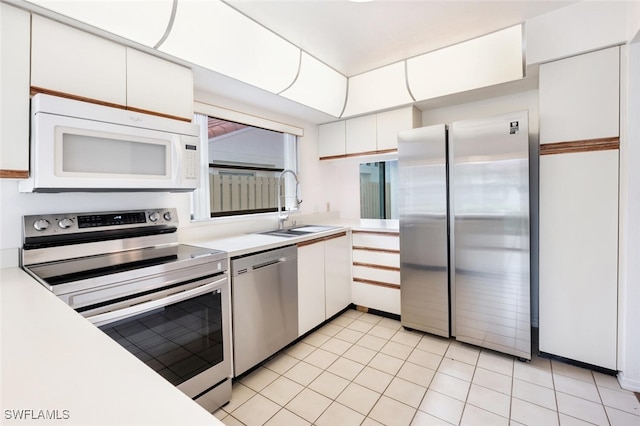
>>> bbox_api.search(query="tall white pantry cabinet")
[538,46,620,370]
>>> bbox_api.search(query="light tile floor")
[214,309,640,426]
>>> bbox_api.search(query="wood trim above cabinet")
[0,169,29,178]
[31,86,125,110]
[353,277,400,290]
[352,230,400,237]
[540,137,620,155]
[30,87,192,122]
[319,148,397,161]
[297,231,347,248]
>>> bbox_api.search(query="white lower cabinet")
[298,240,326,335]
[351,231,401,315]
[324,233,352,318]
[297,232,351,336]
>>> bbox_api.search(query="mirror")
[360,160,398,219]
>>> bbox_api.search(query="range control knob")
[58,218,74,229]
[148,212,160,222]
[163,211,172,221]
[33,219,50,231]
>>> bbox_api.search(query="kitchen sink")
[258,225,337,238]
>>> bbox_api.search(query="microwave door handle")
[85,279,224,327]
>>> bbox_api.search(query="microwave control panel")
[183,143,199,179]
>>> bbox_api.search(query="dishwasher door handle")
[252,258,286,271]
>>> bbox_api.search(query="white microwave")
[20,94,200,192]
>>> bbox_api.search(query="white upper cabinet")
[346,115,377,155]
[318,121,346,158]
[376,107,422,151]
[407,25,523,101]
[280,52,347,118]
[27,0,174,47]
[127,49,193,119]
[539,46,620,144]
[526,1,629,66]
[160,0,299,94]
[31,15,127,107]
[342,62,414,117]
[0,3,30,177]
[31,16,194,120]
[320,106,421,159]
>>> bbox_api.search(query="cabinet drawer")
[353,265,400,286]
[352,232,399,251]
[352,249,399,268]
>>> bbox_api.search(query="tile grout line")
[549,356,562,426]
[456,351,479,426]
[508,353,515,424]
[408,334,448,425]
[593,370,612,426]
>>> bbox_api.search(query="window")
[360,160,398,219]
[191,114,298,220]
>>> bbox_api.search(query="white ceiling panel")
[225,0,574,77]
[26,0,174,47]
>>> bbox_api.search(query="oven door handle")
[85,276,227,327]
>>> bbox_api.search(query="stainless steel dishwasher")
[231,245,298,376]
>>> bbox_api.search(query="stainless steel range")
[21,208,231,412]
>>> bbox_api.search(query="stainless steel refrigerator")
[399,111,531,360]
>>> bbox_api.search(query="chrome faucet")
[277,169,301,229]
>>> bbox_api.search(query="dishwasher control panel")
[231,245,297,276]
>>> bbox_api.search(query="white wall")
[0,183,188,251]
[617,41,640,392]
[0,90,330,253]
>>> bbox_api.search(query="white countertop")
[0,267,224,426]
[189,226,346,257]
[0,218,397,425]
[187,219,398,258]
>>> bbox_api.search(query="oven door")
[82,274,231,399]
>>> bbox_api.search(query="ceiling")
[16,0,578,124]
[224,0,575,77]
